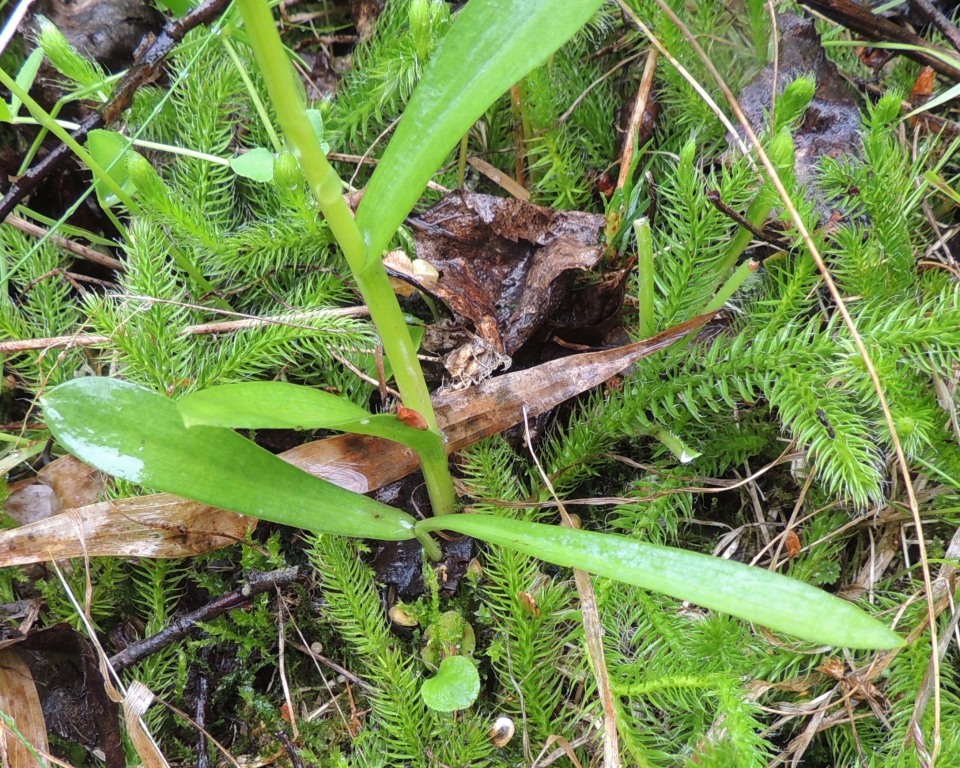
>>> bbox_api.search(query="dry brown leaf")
[432,313,711,450]
[4,455,104,525]
[0,496,255,567]
[412,192,605,357]
[122,682,169,768]
[0,648,48,768]
[466,156,531,201]
[38,454,103,509]
[383,249,439,297]
[3,482,60,526]
[287,314,711,494]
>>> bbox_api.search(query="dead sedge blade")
[0,494,256,566]
[286,312,714,487]
[435,312,712,450]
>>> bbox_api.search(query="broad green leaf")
[355,0,604,259]
[178,381,439,453]
[416,515,903,650]
[230,147,275,182]
[86,129,135,209]
[180,382,370,426]
[42,378,416,540]
[420,656,480,712]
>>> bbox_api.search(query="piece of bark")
[799,0,960,80]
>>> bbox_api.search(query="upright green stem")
[221,36,283,153]
[712,129,795,292]
[235,0,456,522]
[702,258,758,315]
[633,216,655,338]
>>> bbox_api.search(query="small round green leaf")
[87,129,135,208]
[230,147,275,182]
[420,656,480,712]
[305,109,330,154]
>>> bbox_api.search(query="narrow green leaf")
[420,656,481,712]
[355,0,605,259]
[0,100,11,122]
[230,147,275,182]
[42,378,416,540]
[924,170,960,207]
[416,515,903,649]
[178,381,439,453]
[180,382,369,427]
[11,48,44,116]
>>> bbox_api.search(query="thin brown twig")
[152,694,242,768]
[799,0,960,80]
[276,731,306,768]
[0,0,233,223]
[0,305,371,353]
[108,567,300,671]
[616,48,659,191]
[612,3,751,159]
[275,597,299,741]
[475,444,798,510]
[558,50,644,126]
[348,115,401,189]
[706,189,790,250]
[5,214,125,271]
[757,462,817,571]
[908,0,960,56]
[288,640,373,693]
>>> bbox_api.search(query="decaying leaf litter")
[5,0,960,759]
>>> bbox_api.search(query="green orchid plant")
[40,0,900,710]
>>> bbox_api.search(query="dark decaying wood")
[800,0,960,80]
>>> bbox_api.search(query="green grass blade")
[355,0,605,259]
[416,515,903,649]
[42,378,416,540]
